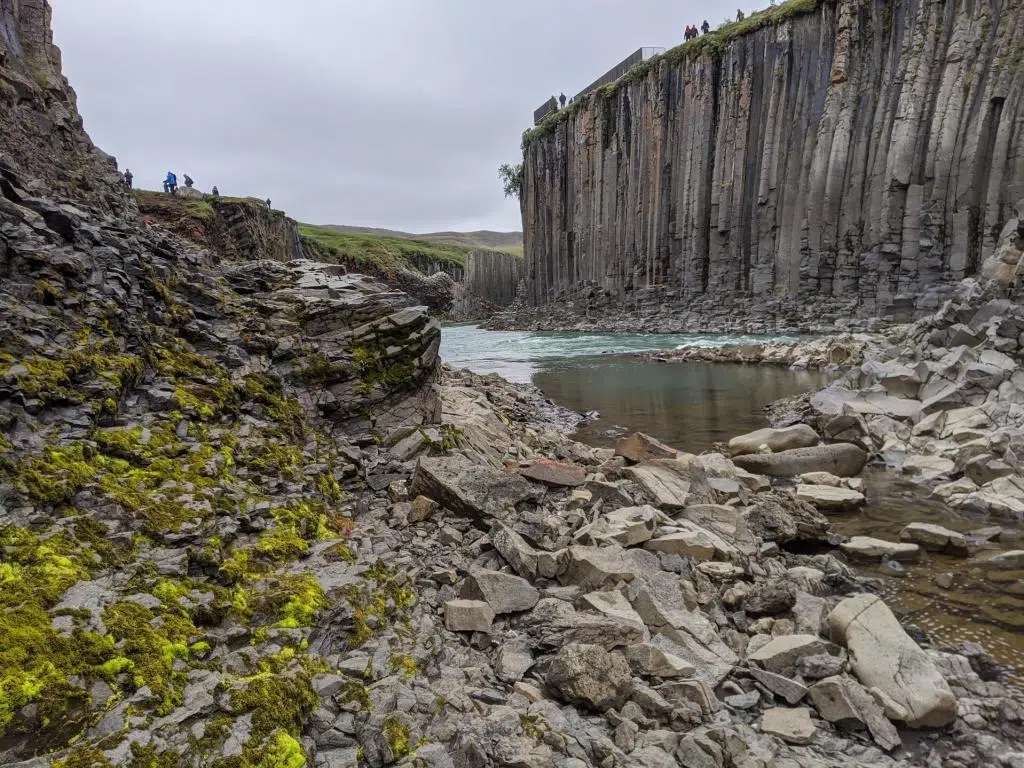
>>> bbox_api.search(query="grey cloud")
[52,0,756,231]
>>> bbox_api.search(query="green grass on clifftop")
[522,0,824,148]
[299,224,470,275]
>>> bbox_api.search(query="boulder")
[728,425,819,457]
[460,569,540,614]
[973,550,1024,570]
[575,505,657,547]
[902,454,956,481]
[760,708,816,745]
[840,536,920,562]
[546,643,632,712]
[745,496,831,544]
[517,458,586,487]
[733,444,868,478]
[964,454,1015,486]
[899,522,967,553]
[796,484,865,512]
[809,676,900,751]
[561,545,658,590]
[747,634,832,676]
[743,582,797,617]
[581,589,648,634]
[643,519,737,561]
[495,644,534,683]
[623,643,697,679]
[491,523,539,579]
[748,667,808,704]
[411,456,543,519]
[615,432,677,463]
[626,463,691,509]
[828,594,957,727]
[444,600,495,633]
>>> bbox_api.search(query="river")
[441,323,1024,677]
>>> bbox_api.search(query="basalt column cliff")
[519,0,1024,330]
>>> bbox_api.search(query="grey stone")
[728,425,819,457]
[615,432,677,463]
[546,643,632,712]
[444,599,495,633]
[795,484,865,511]
[410,455,544,520]
[747,634,832,676]
[760,707,816,745]
[748,666,808,705]
[460,569,540,614]
[733,444,868,478]
[840,536,920,562]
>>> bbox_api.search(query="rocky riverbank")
[642,335,878,371]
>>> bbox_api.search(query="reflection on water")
[533,358,828,453]
[833,470,1024,678]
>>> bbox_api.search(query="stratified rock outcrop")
[517,0,1024,331]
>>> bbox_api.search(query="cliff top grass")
[298,223,470,275]
[522,0,824,148]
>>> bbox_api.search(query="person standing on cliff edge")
[701,19,710,34]
[736,9,745,21]
[123,169,133,188]
[559,93,566,109]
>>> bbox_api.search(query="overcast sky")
[52,1,753,233]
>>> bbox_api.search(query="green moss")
[382,715,412,759]
[52,746,115,768]
[228,673,317,741]
[128,742,184,768]
[5,338,143,406]
[251,730,306,768]
[341,560,414,649]
[289,353,350,387]
[389,653,420,679]
[102,600,199,716]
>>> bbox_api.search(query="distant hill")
[320,225,523,257]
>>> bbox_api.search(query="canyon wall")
[452,250,523,320]
[520,0,1024,329]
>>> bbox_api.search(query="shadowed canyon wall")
[452,251,523,320]
[521,0,1024,324]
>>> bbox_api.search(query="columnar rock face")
[521,0,1024,324]
[452,250,523,320]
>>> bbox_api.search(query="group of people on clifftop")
[120,168,271,209]
[684,9,745,40]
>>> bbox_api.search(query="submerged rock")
[733,444,868,478]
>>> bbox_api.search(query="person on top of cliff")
[123,169,133,188]
[183,174,194,188]
[164,171,177,195]
[736,9,745,21]
[211,186,219,197]
[265,198,272,209]
[701,19,710,34]
[684,25,692,40]
[559,93,566,109]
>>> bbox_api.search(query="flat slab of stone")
[517,459,586,487]
[643,519,737,561]
[733,444,868,478]
[796,484,866,511]
[902,454,956,480]
[615,432,677,463]
[840,536,920,562]
[460,569,540,614]
[444,599,494,633]
[749,666,808,704]
[900,522,967,552]
[623,643,696,679]
[729,424,819,457]
[748,634,831,676]
[411,456,544,519]
[626,463,691,509]
[973,550,1024,570]
[581,590,648,633]
[829,594,956,727]
[760,707,816,745]
[575,505,657,547]
[561,545,658,590]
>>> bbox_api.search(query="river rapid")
[441,323,1024,677]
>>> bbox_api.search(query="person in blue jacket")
[164,171,177,195]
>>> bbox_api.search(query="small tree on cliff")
[498,163,523,200]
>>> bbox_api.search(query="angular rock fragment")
[899,522,967,553]
[760,707,816,744]
[575,505,658,547]
[747,634,832,676]
[546,643,632,711]
[459,569,540,614]
[828,594,957,727]
[411,456,543,519]
[615,432,677,463]
[839,536,920,562]
[517,458,586,487]
[796,484,865,511]
[444,599,495,633]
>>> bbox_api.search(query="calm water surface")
[441,323,1024,675]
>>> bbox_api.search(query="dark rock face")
[0,0,127,211]
[452,251,523,321]
[518,0,1024,328]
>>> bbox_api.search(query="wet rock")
[733,444,868,478]
[973,549,1024,570]
[899,522,967,553]
[728,425,819,457]
[828,594,957,727]
[760,707,816,745]
[410,456,544,520]
[546,643,632,712]
[444,599,495,633]
[615,432,677,463]
[459,569,540,614]
[839,536,920,562]
[796,484,865,511]
[517,458,586,487]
